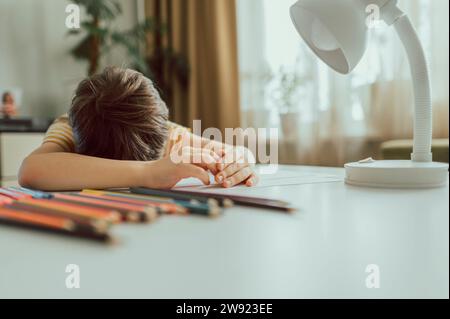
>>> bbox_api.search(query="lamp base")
[345,159,449,188]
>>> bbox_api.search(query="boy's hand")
[143,146,222,189]
[170,143,222,174]
[143,157,210,189]
[215,147,259,188]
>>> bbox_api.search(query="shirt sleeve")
[42,115,75,152]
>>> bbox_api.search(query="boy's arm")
[19,142,213,191]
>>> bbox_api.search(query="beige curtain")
[145,0,241,133]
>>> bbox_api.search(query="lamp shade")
[290,0,368,74]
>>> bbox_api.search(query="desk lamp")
[290,0,448,188]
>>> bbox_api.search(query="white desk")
[0,165,448,298]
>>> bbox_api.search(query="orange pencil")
[0,207,110,240]
[54,193,158,223]
[0,194,14,205]
[5,201,111,235]
[19,198,120,223]
[80,192,186,215]
[0,207,74,231]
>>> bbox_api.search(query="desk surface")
[0,166,448,299]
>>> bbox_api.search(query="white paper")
[174,168,342,194]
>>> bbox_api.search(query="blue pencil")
[8,187,54,199]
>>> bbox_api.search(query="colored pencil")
[0,206,74,231]
[52,197,136,222]
[82,190,221,218]
[18,198,120,223]
[4,201,111,235]
[81,192,183,214]
[90,189,198,206]
[130,187,225,207]
[70,192,160,222]
[0,188,32,200]
[54,193,158,223]
[0,194,14,205]
[0,207,110,240]
[171,189,294,212]
[131,187,293,212]
[8,187,54,199]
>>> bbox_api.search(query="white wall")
[0,0,139,118]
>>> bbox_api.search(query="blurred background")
[237,0,449,165]
[0,0,448,186]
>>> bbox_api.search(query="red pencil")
[19,198,120,223]
[0,194,14,205]
[0,188,32,200]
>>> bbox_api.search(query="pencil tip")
[209,207,222,218]
[64,220,76,231]
[146,208,160,222]
[127,212,140,223]
[207,198,219,207]
[223,199,234,208]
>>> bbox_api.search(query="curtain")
[237,0,449,166]
[144,0,241,133]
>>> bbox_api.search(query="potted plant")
[268,64,307,141]
[67,0,189,115]
[240,66,274,129]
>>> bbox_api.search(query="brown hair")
[69,67,169,161]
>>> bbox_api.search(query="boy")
[19,67,257,191]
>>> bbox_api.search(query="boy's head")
[69,67,169,161]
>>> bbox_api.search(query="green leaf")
[81,21,109,37]
[71,0,121,20]
[69,35,93,61]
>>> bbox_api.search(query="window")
[237,0,449,165]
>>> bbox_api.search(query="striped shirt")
[43,114,190,156]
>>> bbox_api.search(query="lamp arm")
[393,14,433,162]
